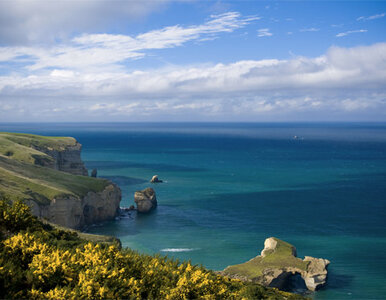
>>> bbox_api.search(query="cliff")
[34,141,88,175]
[26,183,121,229]
[0,132,88,175]
[0,132,121,229]
[221,237,330,292]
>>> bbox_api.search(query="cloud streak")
[300,28,320,32]
[0,12,256,71]
[257,28,272,37]
[336,29,367,37]
[357,13,385,21]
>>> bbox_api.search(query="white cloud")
[357,13,385,21]
[2,43,386,96]
[0,0,169,45]
[257,28,272,37]
[336,29,367,37]
[0,12,255,71]
[50,70,75,78]
[300,28,320,32]
[341,98,372,111]
[331,24,344,28]
[1,43,385,121]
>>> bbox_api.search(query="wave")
[160,248,199,253]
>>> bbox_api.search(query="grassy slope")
[45,221,121,247]
[0,133,108,205]
[0,132,76,165]
[224,238,309,280]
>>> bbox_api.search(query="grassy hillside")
[0,133,108,205]
[0,200,305,299]
[0,132,76,165]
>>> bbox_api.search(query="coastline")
[2,123,386,299]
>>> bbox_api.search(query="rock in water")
[150,175,163,183]
[221,237,330,292]
[302,256,330,291]
[91,168,97,178]
[134,188,157,213]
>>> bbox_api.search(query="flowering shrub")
[0,200,303,299]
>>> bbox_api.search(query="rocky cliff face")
[27,183,121,229]
[33,141,88,176]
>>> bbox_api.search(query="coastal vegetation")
[0,199,304,299]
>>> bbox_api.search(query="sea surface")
[1,122,385,299]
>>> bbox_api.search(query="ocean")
[1,122,385,299]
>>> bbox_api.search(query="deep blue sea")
[1,123,385,299]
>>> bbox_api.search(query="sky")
[0,0,385,122]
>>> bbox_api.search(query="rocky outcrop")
[134,188,157,213]
[221,237,330,292]
[82,184,121,225]
[26,183,121,229]
[91,169,97,178]
[33,141,88,176]
[302,256,330,291]
[150,175,163,183]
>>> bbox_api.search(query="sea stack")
[150,175,163,183]
[91,168,97,177]
[134,187,157,213]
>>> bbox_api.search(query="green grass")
[0,133,109,205]
[224,238,309,280]
[0,132,76,149]
[0,155,108,205]
[0,132,76,165]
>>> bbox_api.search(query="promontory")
[0,132,121,229]
[220,237,330,292]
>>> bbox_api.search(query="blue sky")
[0,0,385,122]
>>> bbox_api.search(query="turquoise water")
[1,123,386,299]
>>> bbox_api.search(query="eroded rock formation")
[91,168,97,178]
[221,237,330,292]
[150,175,163,183]
[302,256,330,291]
[134,187,157,213]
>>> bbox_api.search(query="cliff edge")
[0,132,121,229]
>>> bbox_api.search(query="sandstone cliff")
[27,183,121,229]
[33,141,88,176]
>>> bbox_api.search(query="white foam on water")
[160,248,199,252]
